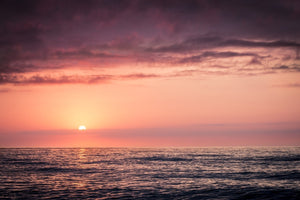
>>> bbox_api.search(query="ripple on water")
[0,147,299,199]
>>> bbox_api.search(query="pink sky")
[0,0,300,147]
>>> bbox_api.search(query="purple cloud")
[0,0,300,84]
[179,51,260,63]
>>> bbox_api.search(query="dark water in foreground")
[0,147,300,199]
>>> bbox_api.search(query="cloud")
[0,74,112,85]
[148,36,300,53]
[272,65,290,70]
[0,0,299,84]
[0,72,164,85]
[221,39,300,48]
[121,73,161,79]
[285,83,300,88]
[179,51,259,63]
[271,65,300,72]
[0,88,11,93]
[171,69,201,77]
[53,49,119,59]
[248,57,262,65]
[274,83,300,88]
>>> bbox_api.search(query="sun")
[78,125,86,131]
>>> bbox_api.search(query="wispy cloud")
[0,88,11,93]
[273,83,300,88]
[0,74,112,85]
[148,36,300,53]
[0,73,165,85]
[178,51,260,63]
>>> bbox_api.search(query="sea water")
[0,147,299,199]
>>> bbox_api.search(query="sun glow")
[78,125,86,131]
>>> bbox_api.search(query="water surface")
[0,147,299,199]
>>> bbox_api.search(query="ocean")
[0,147,299,199]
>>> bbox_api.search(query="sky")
[0,0,300,147]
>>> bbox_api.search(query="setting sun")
[78,125,86,131]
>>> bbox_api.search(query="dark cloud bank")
[0,0,300,85]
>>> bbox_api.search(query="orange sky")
[1,73,299,131]
[1,72,300,147]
